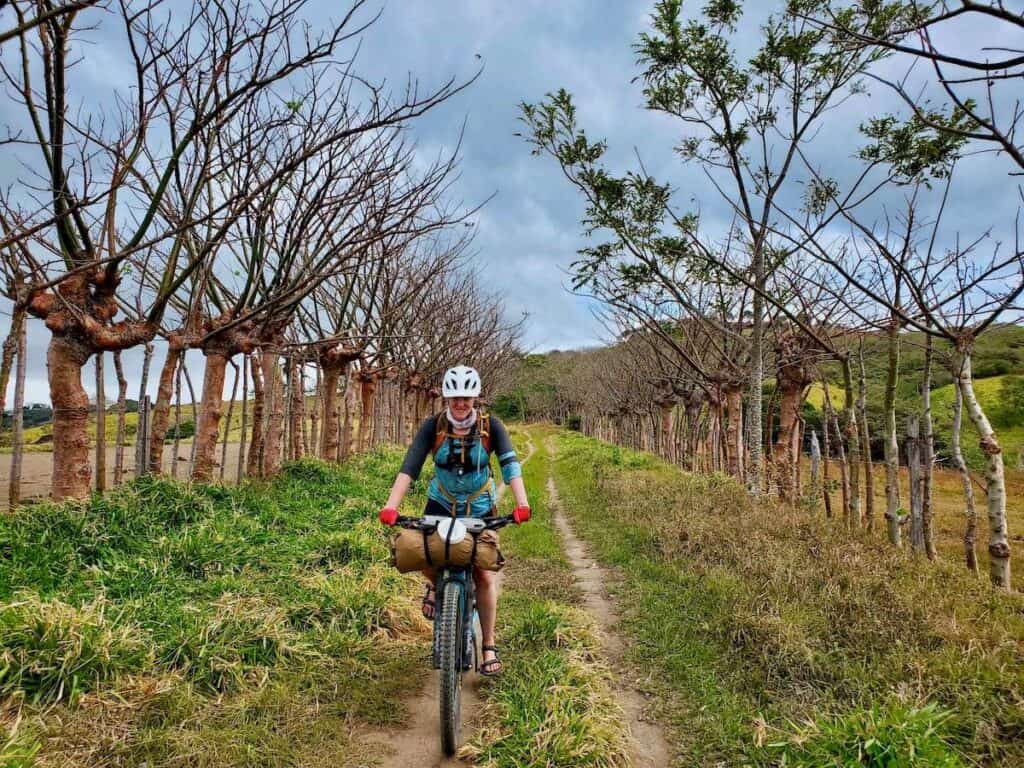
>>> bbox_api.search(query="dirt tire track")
[545,438,673,768]
[353,435,536,767]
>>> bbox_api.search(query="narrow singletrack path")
[545,439,673,768]
[355,435,536,768]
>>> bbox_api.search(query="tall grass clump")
[0,447,431,766]
[0,594,150,704]
[771,703,966,767]
[551,429,1024,766]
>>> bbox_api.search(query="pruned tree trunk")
[0,308,25,419]
[171,357,183,479]
[341,377,355,460]
[139,342,154,406]
[95,352,107,492]
[48,336,93,500]
[8,319,27,509]
[774,382,803,502]
[822,408,833,518]
[833,409,850,521]
[686,398,702,471]
[748,263,765,497]
[247,353,264,477]
[841,357,861,529]
[112,352,128,486]
[319,363,346,461]
[310,364,321,457]
[221,360,239,481]
[397,383,409,446]
[193,350,230,482]
[957,350,1011,589]
[907,415,924,552]
[857,350,874,531]
[809,429,821,491]
[261,349,285,476]
[238,355,249,483]
[371,379,385,448]
[135,342,154,476]
[659,402,674,463]
[921,335,937,560]
[358,374,377,454]
[150,337,184,473]
[299,365,309,457]
[290,358,303,461]
[182,361,199,476]
[883,315,903,545]
[952,385,979,574]
[724,385,744,481]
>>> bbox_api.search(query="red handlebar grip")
[379,508,398,526]
[512,506,531,524]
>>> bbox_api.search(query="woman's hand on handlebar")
[379,507,398,526]
[512,506,531,524]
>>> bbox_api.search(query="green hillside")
[930,375,1024,469]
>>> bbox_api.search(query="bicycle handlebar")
[395,514,517,531]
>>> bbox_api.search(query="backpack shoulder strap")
[431,412,447,455]
[478,411,491,454]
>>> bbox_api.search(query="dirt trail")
[546,455,673,767]
[354,436,535,768]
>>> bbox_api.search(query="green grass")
[0,449,432,766]
[463,426,631,768]
[549,428,1023,767]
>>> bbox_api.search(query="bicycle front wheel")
[438,579,464,756]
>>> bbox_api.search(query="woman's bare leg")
[474,566,499,667]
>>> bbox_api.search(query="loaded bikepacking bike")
[393,512,525,756]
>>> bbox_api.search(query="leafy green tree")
[522,0,895,495]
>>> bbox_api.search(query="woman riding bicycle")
[379,365,530,677]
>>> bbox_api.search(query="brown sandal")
[421,584,437,620]
[480,645,503,677]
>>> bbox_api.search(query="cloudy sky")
[1,0,1020,405]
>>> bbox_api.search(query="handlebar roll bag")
[390,528,504,573]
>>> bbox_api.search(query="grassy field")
[551,429,1024,767]
[0,449,433,767]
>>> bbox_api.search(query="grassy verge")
[550,429,1024,767]
[463,425,631,768]
[0,451,431,767]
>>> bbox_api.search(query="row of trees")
[0,1,520,503]
[515,0,1023,589]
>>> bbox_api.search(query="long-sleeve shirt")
[399,413,521,517]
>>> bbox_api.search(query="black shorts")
[423,497,497,518]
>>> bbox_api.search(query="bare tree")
[2,0,471,498]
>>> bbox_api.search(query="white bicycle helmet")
[442,365,481,397]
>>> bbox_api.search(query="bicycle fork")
[432,569,477,672]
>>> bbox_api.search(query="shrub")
[164,420,195,442]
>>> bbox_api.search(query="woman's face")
[448,396,474,420]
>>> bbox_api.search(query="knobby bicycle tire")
[438,579,464,756]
